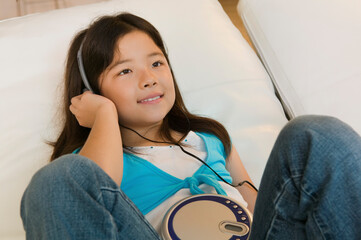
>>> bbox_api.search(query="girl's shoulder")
[195,131,223,144]
[194,131,227,156]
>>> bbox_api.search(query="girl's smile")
[137,93,164,104]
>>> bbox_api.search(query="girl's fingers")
[70,97,77,105]
[69,104,76,114]
[70,94,83,106]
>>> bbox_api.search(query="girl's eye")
[152,61,163,67]
[119,69,132,75]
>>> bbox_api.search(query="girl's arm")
[70,91,123,186]
[226,145,257,213]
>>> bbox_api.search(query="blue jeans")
[21,116,361,239]
[250,115,361,240]
[20,154,161,240]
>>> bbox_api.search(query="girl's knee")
[22,154,117,207]
[31,154,93,185]
[21,154,94,207]
[20,154,111,235]
[287,115,340,130]
[282,115,356,139]
[277,115,361,157]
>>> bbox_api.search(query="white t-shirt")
[129,131,248,234]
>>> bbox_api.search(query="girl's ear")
[97,71,106,95]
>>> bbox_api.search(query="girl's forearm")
[226,146,257,213]
[236,183,257,214]
[79,105,123,186]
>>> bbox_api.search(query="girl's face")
[99,31,175,130]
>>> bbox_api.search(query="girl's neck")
[120,123,164,147]
[120,123,185,147]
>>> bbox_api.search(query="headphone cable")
[120,122,258,193]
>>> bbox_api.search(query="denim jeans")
[20,154,161,240]
[250,115,361,240]
[21,115,361,239]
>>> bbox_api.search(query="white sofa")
[0,0,288,239]
[238,0,361,134]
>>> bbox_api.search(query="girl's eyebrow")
[108,52,164,71]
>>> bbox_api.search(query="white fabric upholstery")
[238,0,361,134]
[0,0,287,238]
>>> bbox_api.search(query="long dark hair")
[50,13,231,161]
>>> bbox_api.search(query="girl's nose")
[143,81,157,88]
[140,69,158,88]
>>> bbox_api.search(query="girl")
[21,13,361,240]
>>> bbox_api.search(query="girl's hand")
[69,91,117,128]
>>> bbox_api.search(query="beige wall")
[0,0,19,20]
[0,0,104,20]
[0,0,253,51]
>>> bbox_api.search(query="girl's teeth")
[142,96,160,102]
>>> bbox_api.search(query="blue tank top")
[120,132,232,215]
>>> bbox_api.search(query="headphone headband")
[77,40,94,93]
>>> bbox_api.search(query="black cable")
[237,180,259,192]
[120,114,258,193]
[176,143,258,192]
